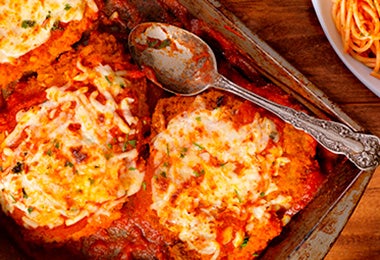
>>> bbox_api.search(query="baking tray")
[176,1,374,259]
[0,0,375,259]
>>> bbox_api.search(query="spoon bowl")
[128,22,217,95]
[128,22,380,171]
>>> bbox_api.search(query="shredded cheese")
[151,97,293,259]
[0,0,98,63]
[0,63,144,229]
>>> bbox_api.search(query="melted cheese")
[151,97,292,259]
[0,63,144,229]
[0,0,98,63]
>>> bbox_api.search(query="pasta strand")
[332,0,380,78]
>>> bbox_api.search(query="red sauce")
[0,0,327,259]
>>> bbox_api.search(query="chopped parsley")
[193,142,204,150]
[46,148,53,156]
[12,162,23,174]
[46,11,52,19]
[70,207,78,213]
[53,139,60,149]
[65,161,74,167]
[240,236,249,248]
[147,39,159,48]
[22,188,28,199]
[179,147,188,158]
[128,139,137,148]
[158,38,171,49]
[64,3,72,10]
[105,75,112,84]
[147,38,171,49]
[27,206,34,214]
[193,169,205,177]
[51,20,64,31]
[10,194,16,203]
[122,139,136,151]
[234,188,242,203]
[122,142,128,152]
[219,162,228,167]
[104,152,113,160]
[141,181,147,191]
[21,20,36,29]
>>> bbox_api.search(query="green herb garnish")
[12,162,23,174]
[234,188,242,203]
[240,236,249,248]
[22,188,28,199]
[193,169,205,177]
[65,161,74,167]
[158,38,171,49]
[21,20,36,29]
[180,147,188,158]
[51,20,63,31]
[88,178,95,185]
[105,75,112,84]
[193,142,204,150]
[128,139,137,148]
[27,207,34,214]
[141,181,147,191]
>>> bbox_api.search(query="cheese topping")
[151,97,292,259]
[0,63,144,229]
[0,0,98,63]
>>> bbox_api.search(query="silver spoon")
[128,22,380,171]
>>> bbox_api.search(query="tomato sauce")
[0,0,327,259]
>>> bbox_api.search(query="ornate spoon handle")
[215,74,380,171]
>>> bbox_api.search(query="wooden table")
[219,0,380,259]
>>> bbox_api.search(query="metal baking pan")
[176,1,374,259]
[0,0,375,259]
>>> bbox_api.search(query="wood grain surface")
[219,0,380,258]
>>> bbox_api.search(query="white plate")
[311,0,380,97]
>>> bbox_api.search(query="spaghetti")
[332,0,380,78]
